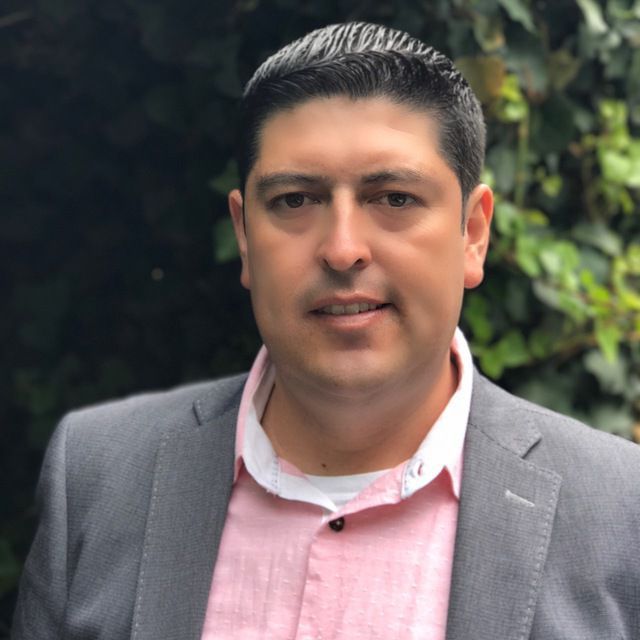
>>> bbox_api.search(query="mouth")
[315,302,389,316]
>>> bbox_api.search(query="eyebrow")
[254,168,435,199]
[360,169,430,185]
[254,173,329,199]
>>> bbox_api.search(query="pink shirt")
[201,329,473,639]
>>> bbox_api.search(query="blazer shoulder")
[56,373,247,468]
[471,370,640,486]
[41,374,246,522]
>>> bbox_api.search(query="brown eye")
[284,193,306,208]
[387,193,408,207]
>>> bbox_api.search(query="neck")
[261,355,458,476]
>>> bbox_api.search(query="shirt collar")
[234,328,474,504]
[401,328,473,499]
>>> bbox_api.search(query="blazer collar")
[445,371,562,640]
[131,376,245,640]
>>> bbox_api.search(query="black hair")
[237,22,485,203]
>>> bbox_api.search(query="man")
[13,22,640,640]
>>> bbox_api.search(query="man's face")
[230,96,492,397]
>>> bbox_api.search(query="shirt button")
[329,517,345,532]
[409,460,424,478]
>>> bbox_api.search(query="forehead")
[249,96,451,183]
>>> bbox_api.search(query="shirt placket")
[295,512,351,640]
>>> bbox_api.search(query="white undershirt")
[304,469,389,508]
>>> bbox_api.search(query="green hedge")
[2,0,639,633]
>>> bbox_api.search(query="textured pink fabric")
[201,332,472,639]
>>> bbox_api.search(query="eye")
[268,192,318,210]
[371,192,418,208]
[284,193,306,208]
[385,193,414,207]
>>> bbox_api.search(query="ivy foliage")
[2,0,639,633]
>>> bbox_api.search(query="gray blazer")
[12,371,640,639]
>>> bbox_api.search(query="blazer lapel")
[446,374,562,640]
[131,381,242,640]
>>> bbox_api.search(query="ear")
[463,184,493,289]
[229,189,251,290]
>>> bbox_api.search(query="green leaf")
[587,283,611,305]
[481,166,496,189]
[479,347,505,379]
[548,49,582,91]
[576,0,609,34]
[539,241,579,279]
[583,348,628,394]
[619,288,640,312]
[530,95,578,155]
[539,246,563,276]
[608,0,640,20]
[541,174,563,197]
[627,50,640,124]
[572,223,623,256]
[498,0,536,32]
[493,200,522,236]
[479,330,531,377]
[515,235,542,276]
[594,320,622,362]
[208,160,239,195]
[463,293,494,344]
[508,35,549,97]
[513,375,575,415]
[574,104,596,133]
[532,280,560,309]
[213,218,239,263]
[626,244,640,271]
[455,56,506,103]
[578,249,612,284]
[557,291,590,322]
[487,145,517,193]
[472,12,506,52]
[601,41,629,80]
[501,100,529,122]
[523,209,549,226]
[599,149,631,184]
[599,99,628,131]
[618,187,635,214]
[504,277,530,321]
[528,328,555,359]
[627,140,640,187]
[496,329,531,367]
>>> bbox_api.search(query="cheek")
[246,241,303,313]
[389,236,466,312]
[396,223,465,276]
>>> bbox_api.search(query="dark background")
[3,0,640,635]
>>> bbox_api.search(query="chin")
[303,363,395,398]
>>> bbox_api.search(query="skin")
[229,96,493,475]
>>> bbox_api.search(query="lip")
[307,295,392,330]
[309,295,388,312]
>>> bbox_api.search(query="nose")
[316,199,372,272]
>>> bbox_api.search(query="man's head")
[236,22,486,205]
[228,23,493,404]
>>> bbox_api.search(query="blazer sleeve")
[11,418,70,639]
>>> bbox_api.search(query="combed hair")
[237,22,485,202]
